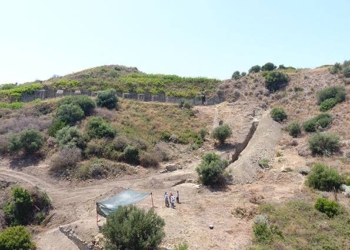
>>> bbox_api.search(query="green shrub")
[253,223,273,243]
[174,242,189,250]
[303,113,332,132]
[314,198,340,218]
[4,186,33,226]
[308,132,340,156]
[123,145,139,164]
[330,63,342,74]
[55,126,86,149]
[306,163,342,191]
[48,119,66,137]
[196,153,228,186]
[270,107,287,122]
[212,124,232,144]
[320,98,338,111]
[96,89,118,109]
[241,72,247,77]
[249,65,261,73]
[342,66,350,77]
[102,206,165,250]
[262,62,277,71]
[86,116,116,139]
[9,129,44,155]
[0,226,35,250]
[232,71,241,80]
[56,103,85,125]
[59,95,95,116]
[264,71,289,92]
[258,158,270,169]
[316,86,346,104]
[287,122,301,137]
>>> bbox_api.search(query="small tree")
[123,145,139,164]
[59,95,95,116]
[86,116,116,139]
[261,62,277,71]
[306,163,342,191]
[241,72,247,77]
[102,206,165,250]
[342,66,350,78]
[96,89,118,109]
[308,132,340,156]
[0,226,35,250]
[232,71,241,80]
[196,153,228,186]
[212,124,232,144]
[264,71,289,92]
[270,107,287,122]
[249,65,261,73]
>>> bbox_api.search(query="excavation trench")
[227,110,282,185]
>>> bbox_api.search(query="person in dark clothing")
[176,191,180,204]
[201,91,206,105]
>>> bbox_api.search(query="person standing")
[164,192,169,207]
[176,191,180,204]
[170,193,175,208]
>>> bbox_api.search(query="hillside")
[1,64,350,249]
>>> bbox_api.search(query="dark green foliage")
[306,163,342,191]
[96,89,118,109]
[264,71,289,92]
[55,126,86,149]
[270,107,287,122]
[303,113,332,132]
[315,198,340,218]
[342,66,350,77]
[48,119,66,137]
[278,64,286,70]
[287,122,301,137]
[241,72,247,77]
[261,62,277,71]
[56,103,85,125]
[196,153,228,186]
[232,71,241,80]
[316,86,346,105]
[123,145,139,164]
[308,132,340,156]
[212,124,232,144]
[8,129,44,154]
[59,95,96,116]
[86,116,116,139]
[102,206,165,250]
[249,65,261,73]
[0,226,35,250]
[320,98,338,111]
[4,186,32,226]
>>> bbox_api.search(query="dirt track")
[0,102,306,250]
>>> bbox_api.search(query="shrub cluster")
[270,107,287,122]
[196,153,228,186]
[249,65,261,73]
[314,198,340,218]
[306,163,342,191]
[0,226,35,250]
[303,113,332,132]
[86,116,116,139]
[317,86,346,111]
[261,62,277,71]
[308,132,340,156]
[50,147,82,175]
[8,129,44,155]
[264,71,289,92]
[59,95,95,116]
[102,206,165,250]
[55,126,86,149]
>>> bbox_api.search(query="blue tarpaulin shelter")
[96,189,153,221]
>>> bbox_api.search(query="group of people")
[164,191,179,209]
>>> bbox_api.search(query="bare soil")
[0,101,308,250]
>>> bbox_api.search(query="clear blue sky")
[1,0,350,84]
